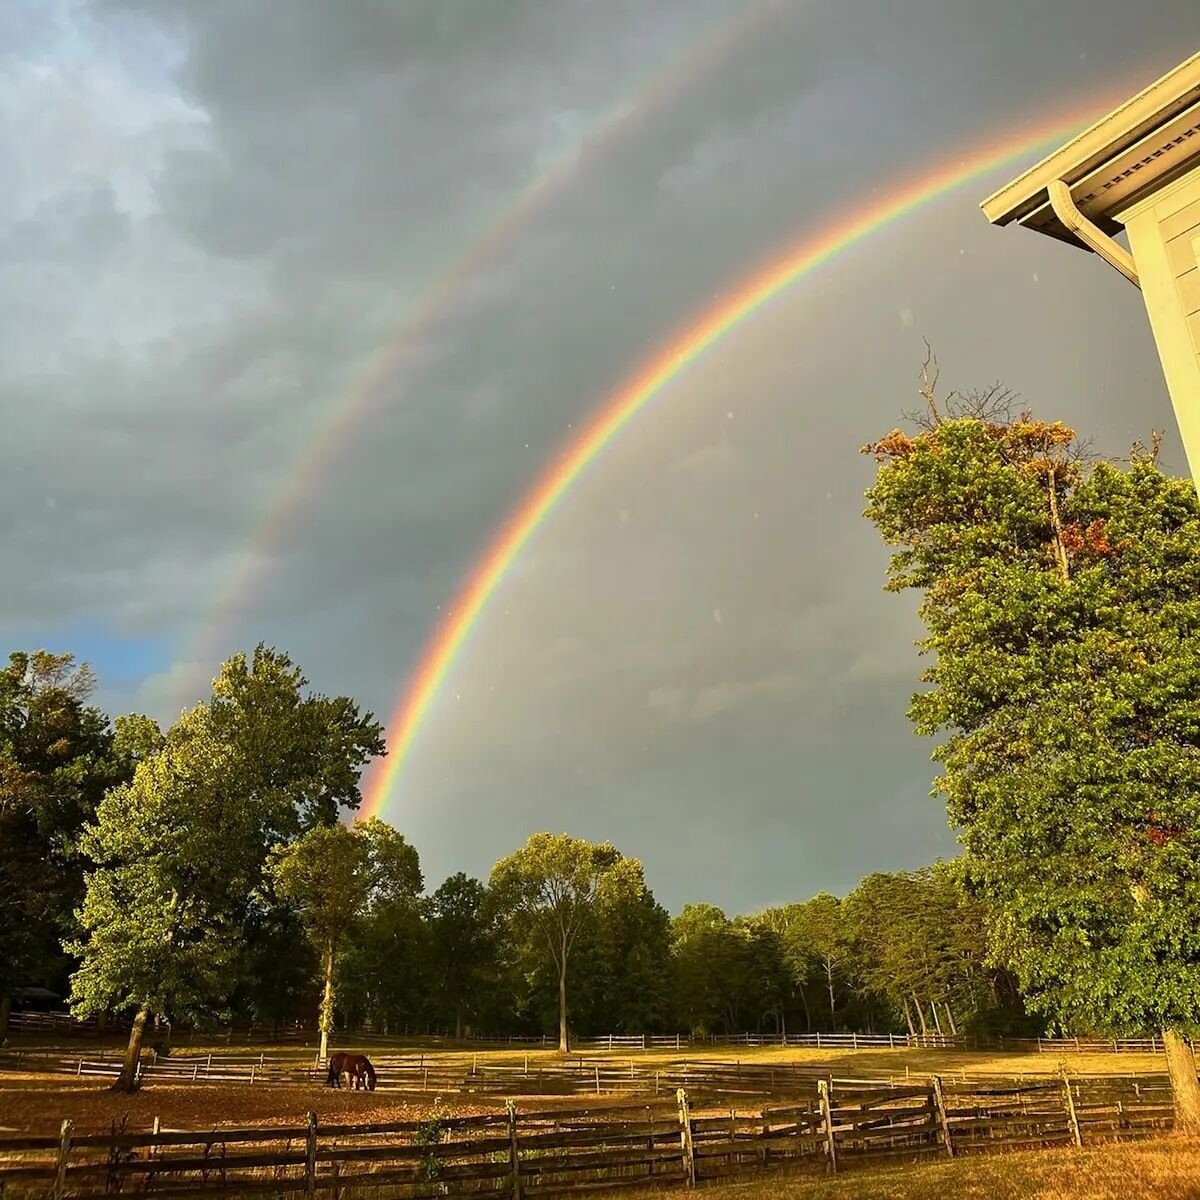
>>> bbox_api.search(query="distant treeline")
[0,647,1037,1053]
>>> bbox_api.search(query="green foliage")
[864,412,1200,1036]
[66,647,389,1029]
[425,874,501,1037]
[269,818,422,1040]
[490,833,646,1046]
[0,651,152,997]
[67,707,254,1020]
[269,818,422,945]
[206,645,386,835]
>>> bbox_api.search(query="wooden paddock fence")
[0,1072,1179,1198]
[4,1013,1171,1056]
[0,1050,893,1100]
[0,1046,1183,1107]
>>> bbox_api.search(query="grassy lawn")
[624,1138,1200,1200]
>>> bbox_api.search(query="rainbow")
[362,84,1154,820]
[183,2,778,675]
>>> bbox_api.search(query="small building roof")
[981,52,1200,248]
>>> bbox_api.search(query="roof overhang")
[981,52,1200,249]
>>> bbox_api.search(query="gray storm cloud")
[2,0,1196,910]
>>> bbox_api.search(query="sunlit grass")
[624,1138,1200,1200]
[10,1032,1167,1080]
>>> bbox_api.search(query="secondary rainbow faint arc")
[362,88,1147,820]
[184,1,778,673]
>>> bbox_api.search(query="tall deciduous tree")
[68,707,254,1090]
[269,818,422,1060]
[787,894,854,1029]
[68,648,385,1088]
[205,645,386,836]
[427,874,499,1041]
[490,833,645,1052]
[0,652,152,1036]
[864,406,1200,1128]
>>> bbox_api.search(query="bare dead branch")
[918,339,942,426]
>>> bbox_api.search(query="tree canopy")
[864,403,1200,1122]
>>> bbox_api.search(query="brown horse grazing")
[326,1052,377,1091]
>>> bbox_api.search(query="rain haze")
[4,0,1198,913]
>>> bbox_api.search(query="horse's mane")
[362,1056,377,1089]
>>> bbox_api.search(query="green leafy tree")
[670,905,739,1035]
[0,652,152,1034]
[426,874,500,1040]
[844,865,1011,1037]
[490,833,645,1052]
[786,894,854,1030]
[67,648,385,1087]
[732,917,791,1035]
[591,889,674,1034]
[864,404,1200,1127]
[206,645,386,836]
[269,818,422,1060]
[68,707,255,1089]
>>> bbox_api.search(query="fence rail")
[5,1012,1173,1056]
[0,1072,1179,1198]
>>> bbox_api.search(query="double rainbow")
[362,89,1140,820]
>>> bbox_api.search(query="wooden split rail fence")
[0,1072,1180,1198]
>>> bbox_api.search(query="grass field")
[9,1032,1169,1080]
[623,1138,1200,1199]
[0,1034,1175,1138]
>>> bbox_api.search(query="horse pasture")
[0,1034,1172,1138]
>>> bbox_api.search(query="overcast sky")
[4,1,1198,914]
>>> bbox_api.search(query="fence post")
[676,1089,696,1187]
[816,1080,837,1174]
[304,1111,318,1196]
[53,1119,72,1200]
[1060,1066,1083,1147]
[595,1064,601,1095]
[506,1100,522,1199]
[645,1104,656,1178]
[931,1075,954,1158]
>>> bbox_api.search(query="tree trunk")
[455,1007,464,1043]
[558,951,570,1054]
[799,988,811,1033]
[113,1006,150,1093]
[1163,1028,1200,1135]
[901,997,916,1036]
[318,938,336,1063]
[0,994,10,1041]
[912,993,929,1038]
[930,998,944,1036]
[944,1002,958,1037]
[825,962,836,1030]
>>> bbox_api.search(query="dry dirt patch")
[0,1073,495,1136]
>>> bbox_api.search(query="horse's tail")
[363,1057,377,1091]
